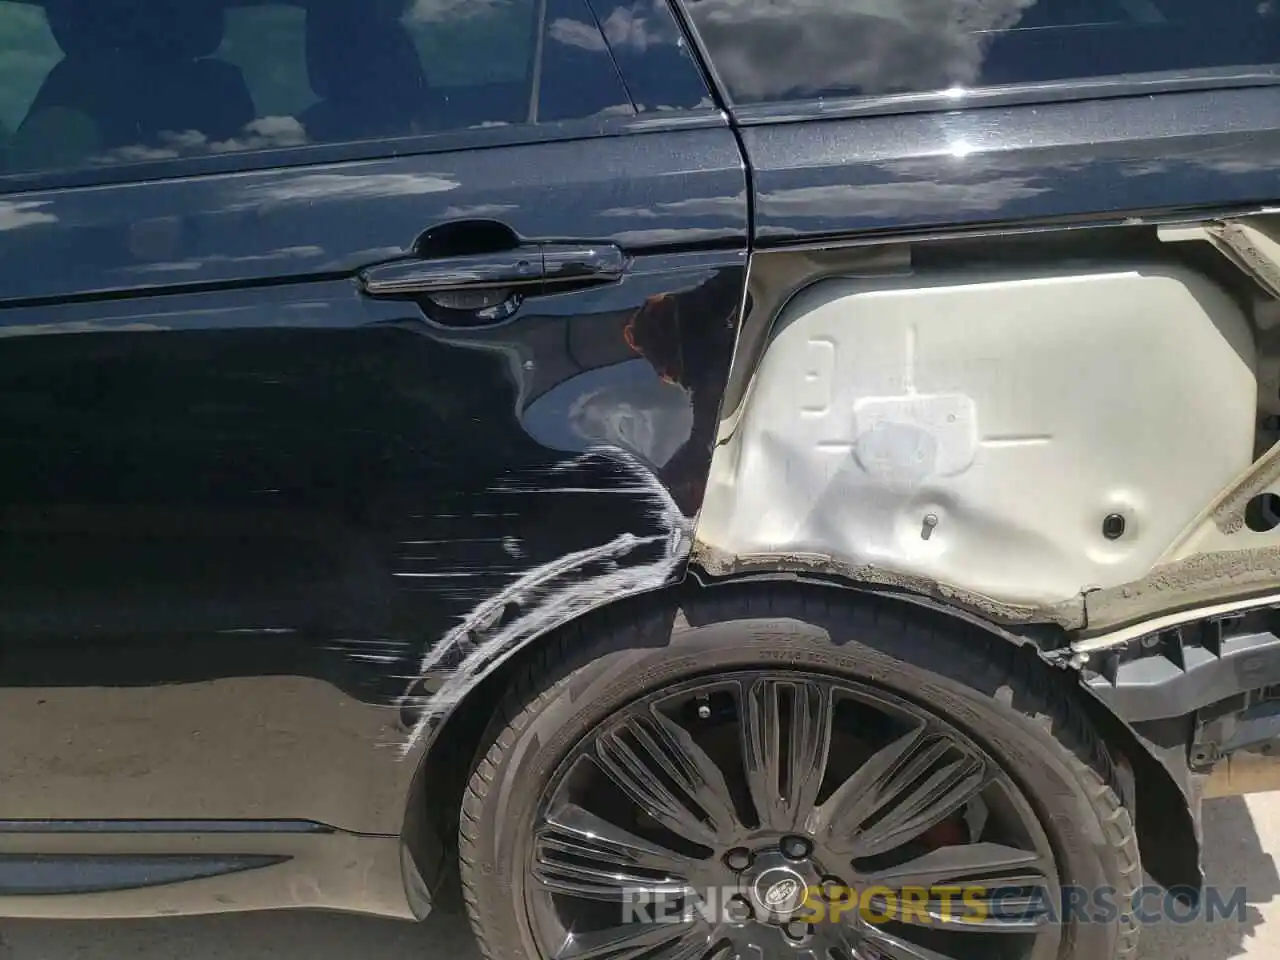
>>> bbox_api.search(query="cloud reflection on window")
[401,0,512,23]
[89,117,310,167]
[685,0,1280,106]
[686,0,1038,103]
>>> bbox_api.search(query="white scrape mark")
[394,571,482,579]
[980,434,1052,448]
[398,445,692,758]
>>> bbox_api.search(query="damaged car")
[1,1,1279,959]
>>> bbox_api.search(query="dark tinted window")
[0,0,632,178]
[682,0,1280,106]
[586,0,716,112]
[539,0,642,121]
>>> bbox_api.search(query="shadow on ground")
[0,798,1278,959]
[1134,797,1280,959]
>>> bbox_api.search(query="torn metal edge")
[690,541,1084,629]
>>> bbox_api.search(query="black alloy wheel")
[459,590,1141,960]
[526,672,1060,960]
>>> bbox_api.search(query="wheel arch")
[402,576,1203,902]
[399,586,687,903]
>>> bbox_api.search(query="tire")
[459,587,1142,960]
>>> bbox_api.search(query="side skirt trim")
[0,821,423,921]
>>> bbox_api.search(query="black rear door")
[0,0,746,846]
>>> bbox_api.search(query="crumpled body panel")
[697,261,1257,618]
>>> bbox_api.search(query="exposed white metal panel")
[697,263,1258,608]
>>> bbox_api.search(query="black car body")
[1,2,1279,958]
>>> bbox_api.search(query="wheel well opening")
[403,664,509,909]
[404,578,1202,905]
[404,586,685,905]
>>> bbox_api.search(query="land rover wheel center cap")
[749,864,810,920]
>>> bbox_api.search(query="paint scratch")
[397,445,692,758]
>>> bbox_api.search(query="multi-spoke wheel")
[460,591,1141,960]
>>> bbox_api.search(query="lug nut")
[725,894,753,923]
[821,878,845,901]
[780,835,811,860]
[725,848,753,871]
[783,921,810,941]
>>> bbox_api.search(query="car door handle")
[359,243,626,298]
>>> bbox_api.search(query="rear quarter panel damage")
[685,232,1278,897]
[707,88,1280,639]
[694,252,1259,630]
[694,211,1280,647]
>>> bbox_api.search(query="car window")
[0,1,60,135]
[587,0,716,113]
[406,0,535,88]
[681,0,1280,106]
[215,2,543,117]
[215,4,316,121]
[0,0,633,180]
